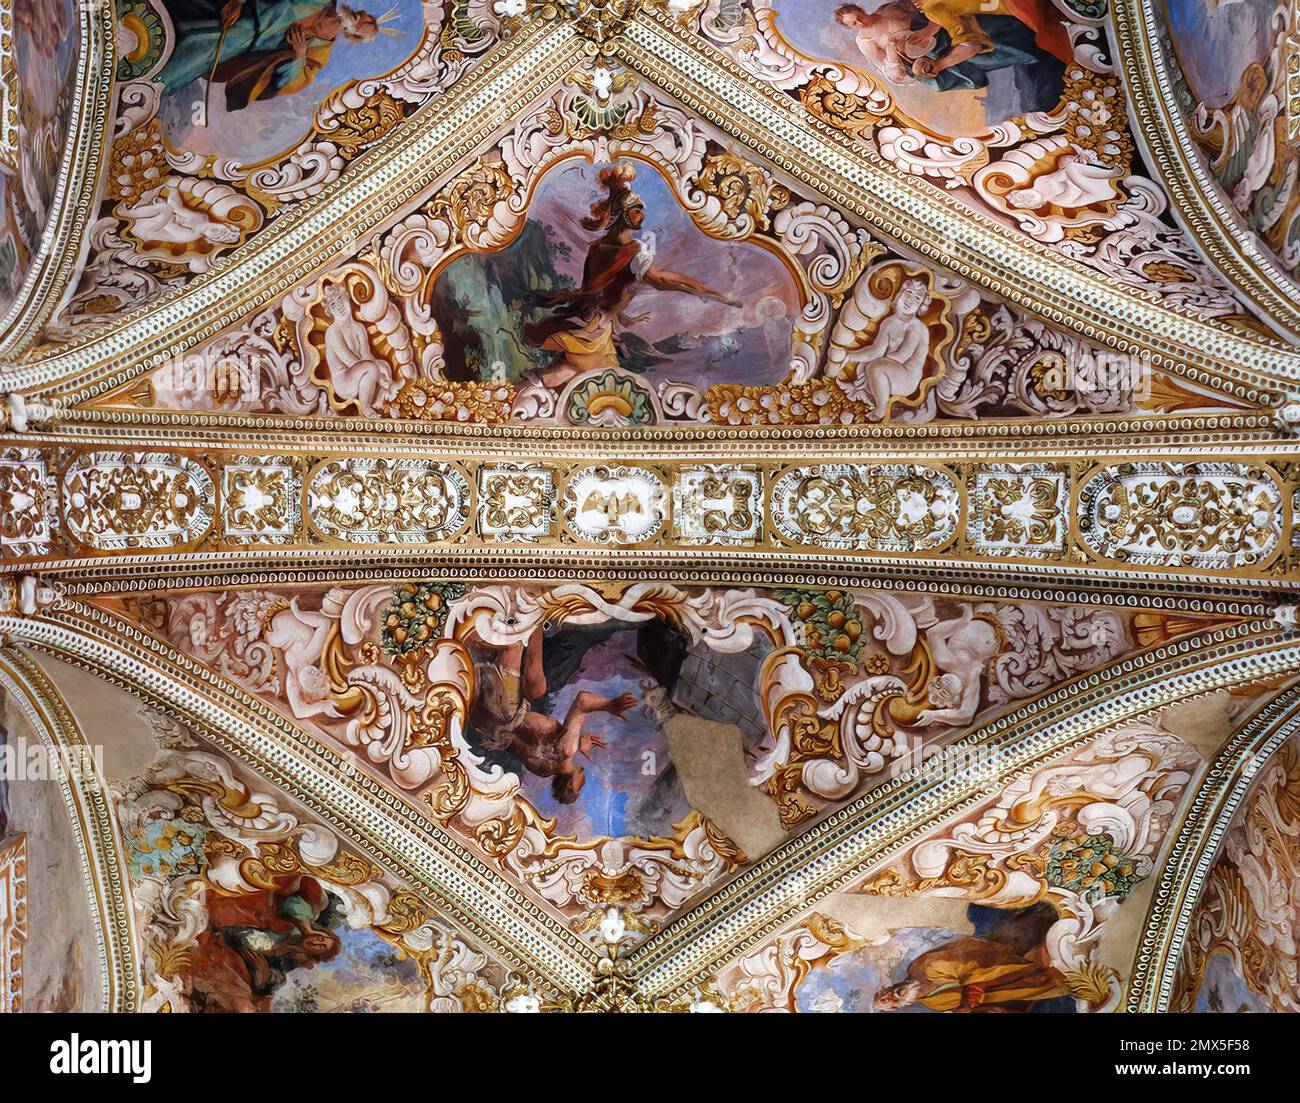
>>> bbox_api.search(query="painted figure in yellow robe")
[835,0,1073,116]
[874,932,1072,1012]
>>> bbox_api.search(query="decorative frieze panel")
[672,466,763,547]
[1,447,1293,580]
[62,452,215,552]
[477,463,556,543]
[1078,463,1283,569]
[220,457,301,547]
[968,465,1070,559]
[306,459,473,545]
[562,465,667,545]
[770,464,959,553]
[0,448,57,558]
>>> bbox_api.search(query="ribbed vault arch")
[1127,679,1300,1010]
[1111,0,1300,341]
[0,647,140,1010]
[0,599,600,997]
[0,0,115,356]
[3,595,1294,1006]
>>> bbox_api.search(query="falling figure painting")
[522,163,744,389]
[466,624,638,805]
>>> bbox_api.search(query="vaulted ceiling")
[0,0,1297,1014]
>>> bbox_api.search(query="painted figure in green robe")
[160,1,388,113]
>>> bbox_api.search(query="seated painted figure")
[187,873,341,1012]
[160,1,385,113]
[836,0,1073,117]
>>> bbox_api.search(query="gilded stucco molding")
[18,405,1288,451]
[0,0,115,356]
[0,646,141,1012]
[3,6,1299,408]
[1,0,1298,1013]
[40,561,1279,632]
[0,599,600,996]
[621,618,1300,999]
[1125,679,1300,1012]
[1112,0,1300,341]
[14,548,1300,599]
[3,428,1294,590]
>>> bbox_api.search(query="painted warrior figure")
[522,163,743,388]
[160,1,398,114]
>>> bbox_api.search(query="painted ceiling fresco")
[695,0,1255,320]
[1171,728,1300,1012]
[43,0,499,338]
[0,0,80,318]
[85,136,1255,428]
[1159,0,1299,283]
[117,716,516,1013]
[708,682,1295,1012]
[0,0,1298,1015]
[86,582,1222,918]
[714,706,1212,1012]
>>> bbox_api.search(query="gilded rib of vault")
[0,0,1298,1014]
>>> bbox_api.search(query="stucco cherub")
[320,283,402,416]
[122,182,242,249]
[914,605,1003,727]
[836,277,934,418]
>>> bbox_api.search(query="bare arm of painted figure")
[643,265,743,308]
[559,691,637,762]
